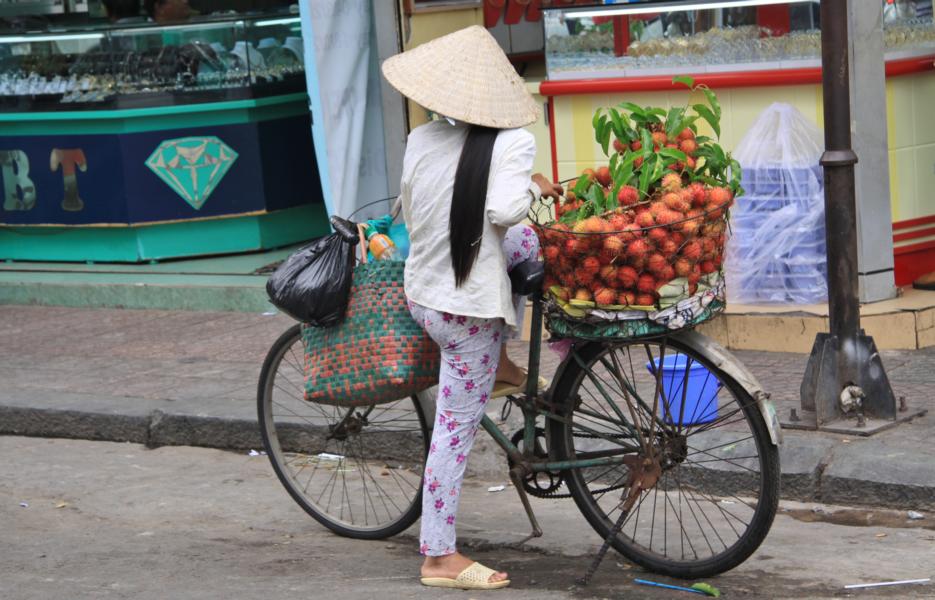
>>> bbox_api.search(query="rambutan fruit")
[663,192,689,213]
[660,238,679,256]
[544,245,560,262]
[602,235,625,257]
[630,140,642,151]
[595,287,617,306]
[617,185,640,207]
[582,216,605,234]
[617,265,639,288]
[613,138,627,154]
[674,258,692,277]
[649,201,667,218]
[596,166,612,187]
[635,211,656,229]
[651,131,668,147]
[564,237,584,255]
[560,271,576,287]
[626,239,651,262]
[701,238,717,257]
[647,227,668,245]
[608,213,630,231]
[553,286,571,302]
[599,264,618,282]
[647,253,668,275]
[633,156,644,169]
[543,275,558,290]
[637,274,656,294]
[581,168,596,182]
[574,288,592,302]
[618,291,636,306]
[619,224,641,242]
[635,293,656,306]
[655,209,682,227]
[680,209,704,235]
[685,156,697,170]
[688,182,706,207]
[679,139,698,155]
[670,232,686,246]
[681,241,702,261]
[581,255,601,275]
[677,127,695,141]
[700,260,717,274]
[576,270,596,286]
[657,265,675,283]
[688,282,698,295]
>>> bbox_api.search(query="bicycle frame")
[477,290,633,476]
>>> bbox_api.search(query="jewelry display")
[546,15,935,76]
[0,16,306,106]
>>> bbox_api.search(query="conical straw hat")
[382,25,540,129]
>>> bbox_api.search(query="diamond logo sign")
[145,136,238,210]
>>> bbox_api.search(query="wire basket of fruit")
[531,77,741,341]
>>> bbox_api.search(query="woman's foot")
[495,345,526,386]
[421,551,508,583]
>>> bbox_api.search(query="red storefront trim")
[893,213,935,231]
[894,225,935,244]
[538,54,935,96]
[893,215,935,285]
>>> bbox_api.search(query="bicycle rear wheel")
[550,337,779,578]
[257,324,429,539]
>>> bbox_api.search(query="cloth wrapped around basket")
[546,273,726,341]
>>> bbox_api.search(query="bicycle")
[257,214,782,580]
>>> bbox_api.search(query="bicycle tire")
[550,337,780,578]
[258,324,429,539]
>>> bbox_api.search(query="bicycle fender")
[673,330,782,446]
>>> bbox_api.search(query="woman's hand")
[532,173,563,202]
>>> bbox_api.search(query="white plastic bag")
[726,103,827,305]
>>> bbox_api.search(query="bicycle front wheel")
[257,324,429,539]
[550,337,779,578]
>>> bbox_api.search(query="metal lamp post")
[795,0,924,435]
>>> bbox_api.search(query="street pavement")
[1,304,934,512]
[4,436,935,600]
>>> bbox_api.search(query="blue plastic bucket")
[645,355,721,425]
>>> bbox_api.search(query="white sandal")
[420,561,510,590]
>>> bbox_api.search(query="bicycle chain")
[510,428,633,499]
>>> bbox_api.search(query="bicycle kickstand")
[508,466,543,544]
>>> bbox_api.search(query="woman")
[382,26,562,591]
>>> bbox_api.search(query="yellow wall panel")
[888,149,900,220]
[913,144,935,219]
[892,147,918,221]
[887,77,915,150]
[912,72,935,147]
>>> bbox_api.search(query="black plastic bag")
[266,233,355,325]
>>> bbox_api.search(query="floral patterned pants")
[408,224,539,557]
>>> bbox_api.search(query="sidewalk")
[2,304,934,511]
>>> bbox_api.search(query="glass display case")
[0,13,304,110]
[543,0,935,80]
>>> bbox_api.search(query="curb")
[2,404,932,512]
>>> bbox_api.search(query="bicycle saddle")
[509,260,545,296]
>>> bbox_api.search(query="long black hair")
[450,125,499,287]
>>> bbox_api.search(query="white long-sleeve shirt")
[400,119,538,329]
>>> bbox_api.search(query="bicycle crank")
[507,427,564,498]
